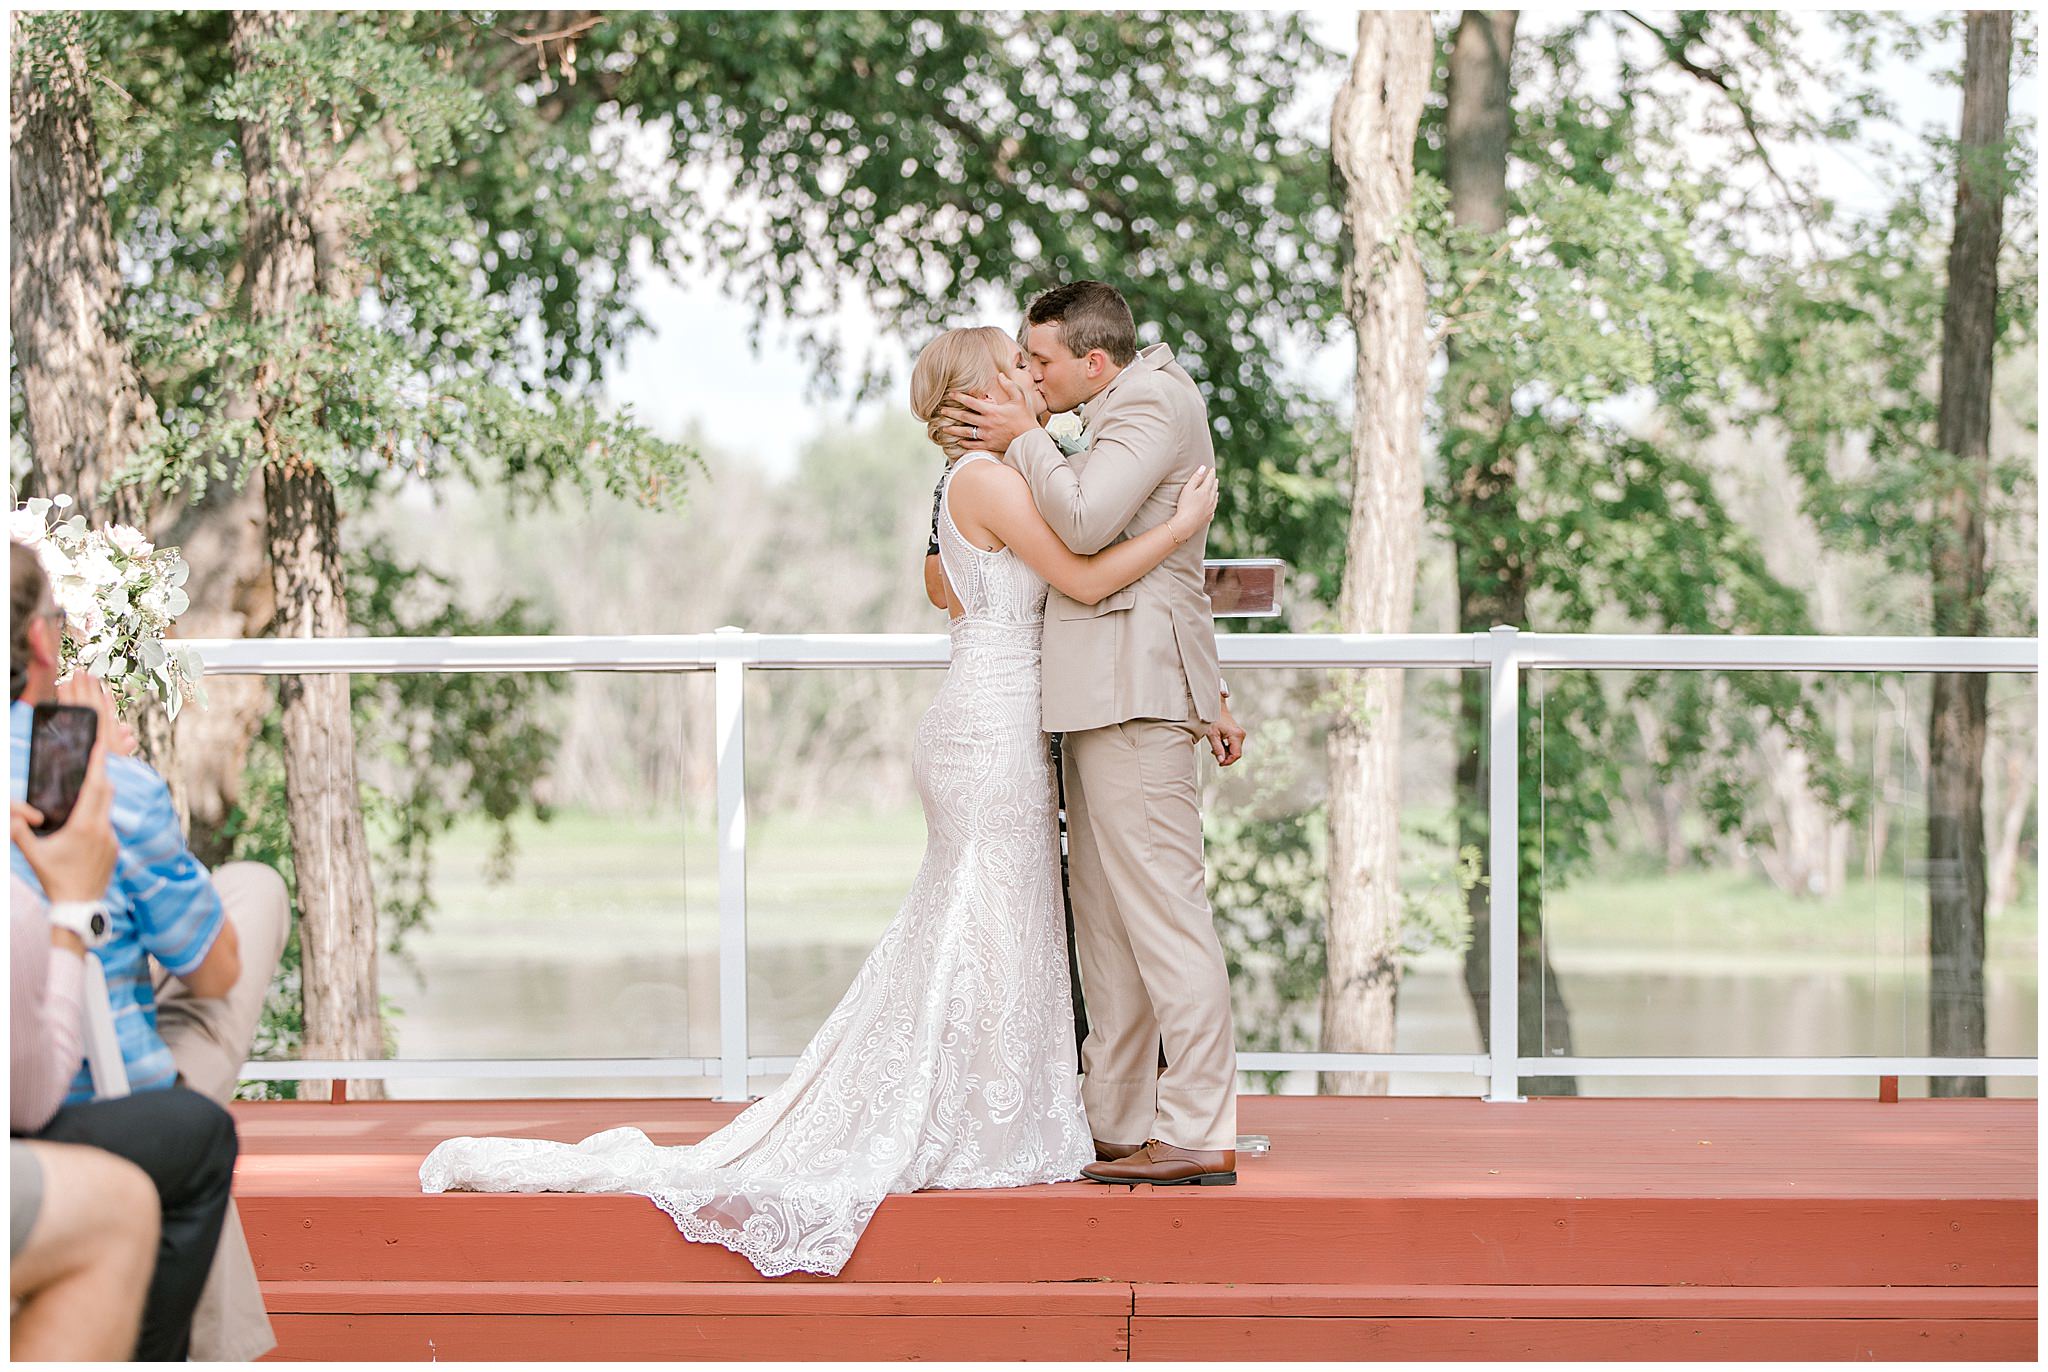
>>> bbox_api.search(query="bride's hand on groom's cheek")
[944,376,1038,454]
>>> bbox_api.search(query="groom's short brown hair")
[1026,281,1137,366]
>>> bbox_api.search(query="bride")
[419,326,1218,1278]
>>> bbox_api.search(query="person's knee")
[165,1089,241,1191]
[216,862,290,969]
[103,1154,160,1253]
[13,1143,159,1290]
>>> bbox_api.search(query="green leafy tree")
[1750,13,2036,1095]
[17,11,695,1084]
[22,10,1338,1083]
[1419,10,1906,1092]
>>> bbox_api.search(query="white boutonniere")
[1046,411,1089,457]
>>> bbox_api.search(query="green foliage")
[69,9,1347,578]
[1208,807,1324,1092]
[1207,709,1478,1089]
[1746,132,2038,633]
[68,11,699,510]
[562,10,1351,604]
[344,535,565,947]
[1419,14,1917,904]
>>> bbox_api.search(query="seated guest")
[10,541,287,1361]
[13,737,239,1360]
[10,1137,159,1361]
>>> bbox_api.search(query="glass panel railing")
[370,670,716,1098]
[740,667,945,1075]
[1205,665,1486,1097]
[230,648,2030,1103]
[1531,668,2036,1098]
[739,662,1491,1098]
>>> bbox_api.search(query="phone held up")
[25,703,98,836]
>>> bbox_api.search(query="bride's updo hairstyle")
[909,326,1015,461]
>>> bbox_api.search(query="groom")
[944,281,1246,1186]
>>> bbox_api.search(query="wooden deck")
[233,1094,2037,1361]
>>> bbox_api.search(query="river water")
[383,942,2036,1100]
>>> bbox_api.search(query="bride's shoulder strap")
[942,452,1001,500]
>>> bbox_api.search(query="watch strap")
[46,900,110,947]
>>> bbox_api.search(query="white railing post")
[1486,625,1525,1103]
[713,626,754,1102]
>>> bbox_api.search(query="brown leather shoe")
[1080,1139,1236,1186]
[1093,1138,1143,1162]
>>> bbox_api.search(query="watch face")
[88,911,108,938]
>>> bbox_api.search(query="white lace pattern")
[419,453,1092,1277]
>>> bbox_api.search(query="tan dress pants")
[1062,716,1236,1152]
[152,861,290,1363]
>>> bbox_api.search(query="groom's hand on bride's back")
[940,375,1040,456]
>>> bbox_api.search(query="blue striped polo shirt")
[10,700,226,1103]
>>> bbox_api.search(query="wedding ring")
[971,425,980,442]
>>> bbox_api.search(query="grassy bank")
[411,807,2036,973]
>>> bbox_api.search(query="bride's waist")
[947,616,1042,653]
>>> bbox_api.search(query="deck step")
[258,1281,2038,1362]
[242,1189,2036,1288]
[234,1096,2038,1360]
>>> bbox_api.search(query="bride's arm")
[952,461,1215,606]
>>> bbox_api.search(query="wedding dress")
[419,452,1092,1277]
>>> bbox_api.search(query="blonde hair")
[909,326,1015,461]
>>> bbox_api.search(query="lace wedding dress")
[419,453,1092,1277]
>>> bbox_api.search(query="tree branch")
[1429,235,1517,351]
[1617,9,1820,244]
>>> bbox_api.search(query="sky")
[597,11,2033,480]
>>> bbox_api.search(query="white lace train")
[419,453,1092,1277]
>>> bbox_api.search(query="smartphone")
[1203,558,1286,619]
[26,703,98,836]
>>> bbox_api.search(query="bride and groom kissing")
[422,281,1250,1280]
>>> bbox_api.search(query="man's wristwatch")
[46,899,112,949]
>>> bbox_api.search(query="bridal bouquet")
[10,495,207,720]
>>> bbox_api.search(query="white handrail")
[212,628,2037,1096]
[184,630,2038,675]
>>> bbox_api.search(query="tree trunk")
[159,479,278,865]
[231,9,383,1099]
[1320,12,1433,1096]
[9,15,156,529]
[1756,732,1847,900]
[10,15,184,777]
[1927,10,2009,1099]
[1984,720,2034,915]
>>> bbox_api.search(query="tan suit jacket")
[1009,344,1223,733]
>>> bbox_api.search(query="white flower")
[9,508,45,546]
[76,546,121,587]
[12,495,203,719]
[1046,411,1090,457]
